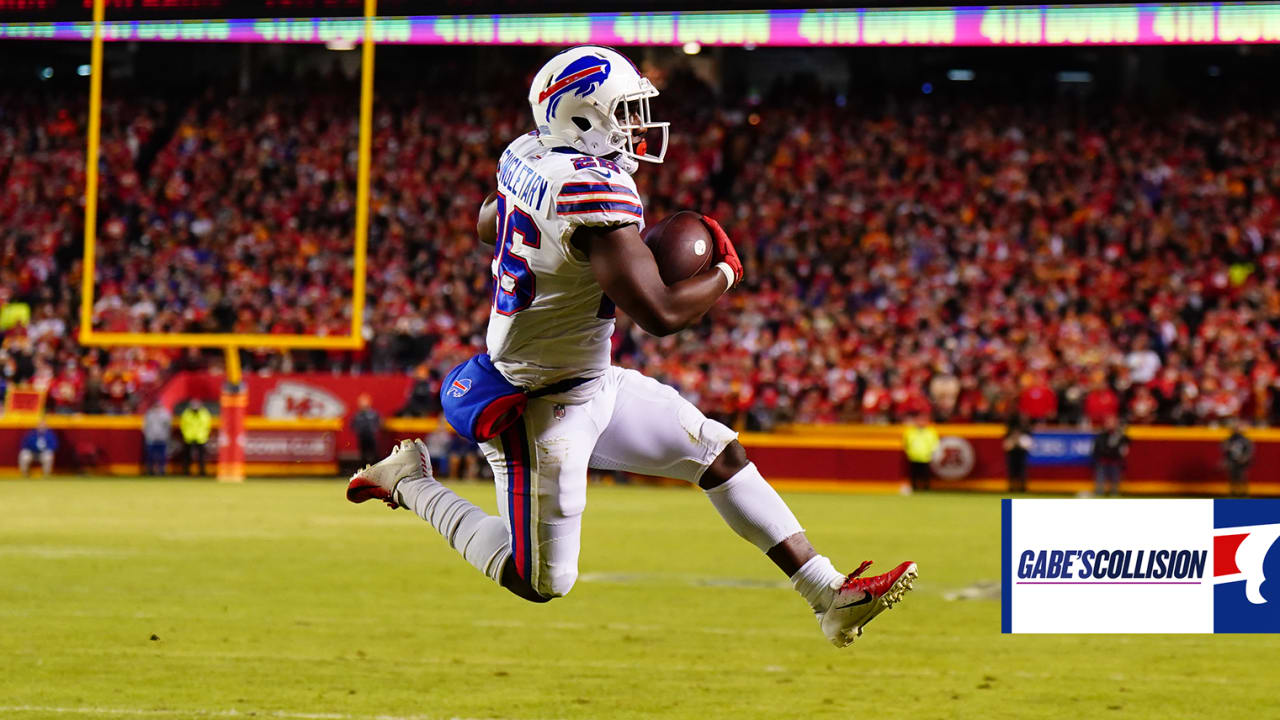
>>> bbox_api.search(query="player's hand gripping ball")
[700,214,742,286]
[641,211,717,285]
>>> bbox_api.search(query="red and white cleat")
[818,560,918,648]
[345,438,432,509]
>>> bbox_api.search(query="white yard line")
[0,707,535,720]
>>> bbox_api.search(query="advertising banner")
[1028,431,1095,466]
[1002,499,1280,633]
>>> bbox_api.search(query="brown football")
[642,210,714,285]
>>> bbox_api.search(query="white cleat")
[817,560,918,648]
[345,438,432,509]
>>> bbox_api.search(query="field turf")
[1,478,1274,720]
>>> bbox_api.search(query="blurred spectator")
[1222,419,1254,497]
[902,413,939,492]
[350,393,382,468]
[397,368,442,417]
[424,424,453,477]
[18,420,57,477]
[425,422,483,479]
[178,399,212,476]
[1002,414,1033,493]
[1092,416,1130,496]
[1018,374,1058,426]
[142,403,172,476]
[1083,376,1120,427]
[0,290,30,331]
[447,433,483,479]
[1126,336,1162,385]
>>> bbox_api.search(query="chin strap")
[536,128,638,173]
[612,153,639,173]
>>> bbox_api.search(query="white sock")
[790,555,844,611]
[704,462,805,552]
[395,476,511,583]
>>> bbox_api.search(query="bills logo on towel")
[447,378,472,398]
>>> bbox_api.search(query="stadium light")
[39,66,53,79]
[682,41,701,55]
[947,68,975,81]
[77,64,90,76]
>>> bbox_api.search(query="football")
[642,210,714,285]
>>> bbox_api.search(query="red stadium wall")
[1,373,1276,494]
[0,415,341,477]
[735,427,1280,495]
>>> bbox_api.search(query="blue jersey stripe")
[556,200,643,217]
[559,182,637,197]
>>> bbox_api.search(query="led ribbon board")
[2,5,1280,46]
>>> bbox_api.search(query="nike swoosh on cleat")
[834,592,874,610]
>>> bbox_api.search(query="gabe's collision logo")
[1017,548,1206,582]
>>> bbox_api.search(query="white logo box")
[1003,499,1214,634]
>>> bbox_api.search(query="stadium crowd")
[3,79,1279,427]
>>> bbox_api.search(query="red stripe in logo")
[1214,533,1248,576]
[537,64,606,103]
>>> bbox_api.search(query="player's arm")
[576,222,735,337]
[477,191,498,248]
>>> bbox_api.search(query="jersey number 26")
[491,192,539,316]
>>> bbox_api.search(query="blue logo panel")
[1213,499,1280,633]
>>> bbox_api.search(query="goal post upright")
[351,0,376,345]
[79,0,104,341]
[75,0,378,481]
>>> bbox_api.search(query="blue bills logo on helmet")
[448,378,472,398]
[539,54,612,121]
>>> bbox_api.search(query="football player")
[348,45,915,647]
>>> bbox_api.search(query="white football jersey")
[485,132,645,400]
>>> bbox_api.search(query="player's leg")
[347,393,605,604]
[482,397,604,601]
[698,440,818,576]
[589,367,915,647]
[348,437,518,594]
[587,367,818,575]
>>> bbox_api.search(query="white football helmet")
[529,45,668,173]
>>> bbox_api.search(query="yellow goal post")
[75,0,377,362]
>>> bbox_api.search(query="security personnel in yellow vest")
[179,399,214,476]
[903,413,940,491]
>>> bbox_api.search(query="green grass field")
[1,479,1275,720]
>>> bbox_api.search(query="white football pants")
[480,366,737,598]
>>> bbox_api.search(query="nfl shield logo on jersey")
[448,378,473,398]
